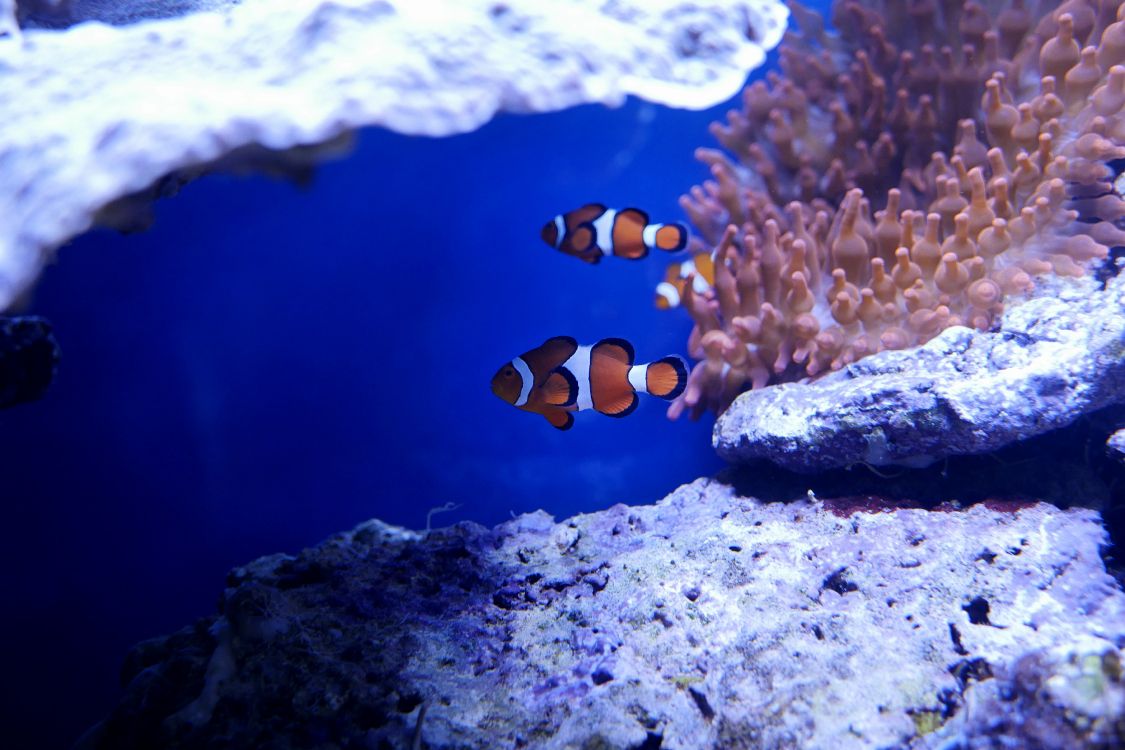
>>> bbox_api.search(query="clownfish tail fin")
[645,356,688,400]
[653,223,689,253]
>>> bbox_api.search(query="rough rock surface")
[1110,429,1125,466]
[82,479,1125,749]
[715,268,1125,473]
[0,0,787,311]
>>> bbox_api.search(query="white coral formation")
[0,0,789,311]
[669,0,1125,420]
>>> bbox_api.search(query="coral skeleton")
[668,0,1125,420]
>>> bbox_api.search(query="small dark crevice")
[591,667,613,686]
[633,732,663,750]
[976,549,997,564]
[688,687,715,720]
[963,597,992,626]
[821,567,858,595]
[948,657,993,689]
[949,623,968,656]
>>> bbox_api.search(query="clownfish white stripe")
[512,356,534,407]
[692,273,712,293]
[681,258,697,276]
[564,345,594,411]
[655,281,680,307]
[641,224,660,249]
[628,365,648,394]
[590,209,617,256]
[552,215,566,249]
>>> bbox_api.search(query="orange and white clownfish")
[490,336,688,430]
[655,250,717,309]
[540,204,688,264]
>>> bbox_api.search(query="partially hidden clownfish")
[491,336,687,430]
[654,250,717,309]
[541,204,688,264]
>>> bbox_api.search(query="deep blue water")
[0,93,742,745]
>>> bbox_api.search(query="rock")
[1110,429,1125,465]
[715,271,1125,473]
[0,0,788,311]
[0,315,59,408]
[81,478,1125,749]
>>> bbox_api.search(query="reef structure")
[0,0,788,312]
[669,0,1125,426]
[80,479,1125,749]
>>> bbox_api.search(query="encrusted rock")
[0,0,787,311]
[1109,428,1125,463]
[716,270,1125,472]
[81,479,1125,749]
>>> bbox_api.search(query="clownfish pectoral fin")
[645,356,688,400]
[543,408,575,430]
[562,223,598,260]
[610,208,650,260]
[653,223,689,253]
[542,369,578,407]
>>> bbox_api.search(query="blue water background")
[0,90,770,743]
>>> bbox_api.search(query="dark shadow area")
[15,0,238,29]
[719,404,1125,584]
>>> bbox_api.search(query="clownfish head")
[490,360,526,405]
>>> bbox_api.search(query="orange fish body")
[541,204,688,264]
[491,336,688,429]
[655,250,717,309]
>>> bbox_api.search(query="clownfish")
[491,336,687,430]
[655,251,716,309]
[541,204,688,264]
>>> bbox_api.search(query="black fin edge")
[620,207,651,225]
[550,411,575,430]
[594,337,635,366]
[603,393,640,418]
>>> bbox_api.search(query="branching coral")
[668,0,1125,420]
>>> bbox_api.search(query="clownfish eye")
[504,368,515,377]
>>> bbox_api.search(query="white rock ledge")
[0,0,788,310]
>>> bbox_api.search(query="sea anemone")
[667,0,1124,420]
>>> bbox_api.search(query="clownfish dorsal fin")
[541,368,578,407]
[543,408,575,430]
[521,336,578,384]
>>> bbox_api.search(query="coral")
[668,0,1125,420]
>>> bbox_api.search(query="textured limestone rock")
[715,269,1125,473]
[1110,429,1125,465]
[0,0,787,312]
[82,479,1125,749]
